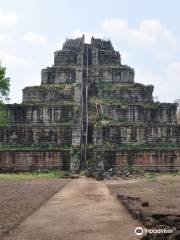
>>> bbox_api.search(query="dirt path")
[4,178,139,240]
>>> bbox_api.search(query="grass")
[164,171,180,176]
[145,171,180,182]
[152,172,180,177]
[0,171,79,181]
[146,172,157,182]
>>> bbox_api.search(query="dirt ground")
[0,178,69,239]
[1,174,179,240]
[3,178,139,240]
[107,174,180,215]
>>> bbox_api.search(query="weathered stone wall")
[41,67,76,84]
[23,86,74,103]
[98,84,153,101]
[101,103,177,123]
[62,37,84,51]
[0,149,179,172]
[54,50,77,65]
[114,150,180,171]
[0,125,73,147]
[0,151,70,172]
[41,37,84,84]
[94,124,179,145]
[7,104,75,123]
[99,66,134,83]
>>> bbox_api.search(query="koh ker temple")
[0,36,180,171]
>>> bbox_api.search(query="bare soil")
[3,178,139,240]
[0,179,69,239]
[2,175,178,240]
[107,175,180,215]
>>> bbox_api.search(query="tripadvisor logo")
[135,227,144,236]
[135,225,176,236]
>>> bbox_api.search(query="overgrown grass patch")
[146,172,158,182]
[145,171,180,183]
[0,171,79,181]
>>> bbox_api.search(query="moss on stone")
[0,142,76,152]
[22,101,79,107]
[100,82,145,90]
[24,83,81,92]
[90,96,161,109]
[90,96,129,107]
[88,143,180,151]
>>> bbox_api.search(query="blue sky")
[0,0,180,103]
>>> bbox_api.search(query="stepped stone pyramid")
[0,36,180,171]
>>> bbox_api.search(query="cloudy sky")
[0,0,180,103]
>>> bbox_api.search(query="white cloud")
[0,9,18,27]
[135,69,161,86]
[0,33,12,52]
[161,62,180,102]
[1,53,31,67]
[0,33,31,67]
[0,10,31,68]
[54,40,64,51]
[103,18,178,50]
[25,74,40,86]
[165,62,180,81]
[102,18,180,102]
[9,74,41,103]
[121,50,128,62]
[23,32,48,44]
[71,29,105,43]
[135,63,180,102]
[0,33,10,42]
[155,51,174,62]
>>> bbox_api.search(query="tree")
[0,65,10,126]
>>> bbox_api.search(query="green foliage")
[0,66,10,101]
[0,66,10,127]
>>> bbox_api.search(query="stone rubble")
[85,166,144,181]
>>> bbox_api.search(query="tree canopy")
[0,66,10,102]
[0,65,10,126]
